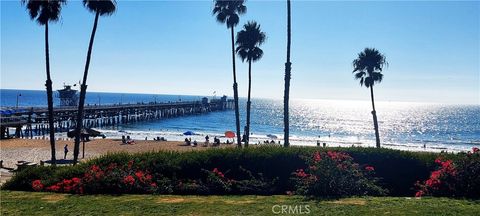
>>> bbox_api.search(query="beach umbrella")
[67,128,103,138]
[225,131,236,138]
[183,131,195,136]
[67,128,105,159]
[267,134,278,139]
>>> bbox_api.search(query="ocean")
[1,89,479,152]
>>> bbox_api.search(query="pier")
[0,96,234,139]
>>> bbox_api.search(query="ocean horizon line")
[1,88,478,106]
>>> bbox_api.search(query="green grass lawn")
[1,190,479,216]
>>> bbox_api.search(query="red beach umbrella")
[224,131,235,138]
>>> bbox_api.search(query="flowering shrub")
[203,168,232,194]
[416,147,480,198]
[173,167,278,195]
[31,160,167,194]
[2,146,453,196]
[292,151,387,197]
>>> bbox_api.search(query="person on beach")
[204,135,210,147]
[64,144,68,159]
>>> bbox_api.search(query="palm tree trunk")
[370,86,381,148]
[283,0,292,147]
[245,60,252,147]
[45,22,56,166]
[230,26,242,148]
[74,11,100,165]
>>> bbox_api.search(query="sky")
[1,0,479,104]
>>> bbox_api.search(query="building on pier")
[57,85,78,107]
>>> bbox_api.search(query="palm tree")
[212,0,246,148]
[235,21,266,147]
[283,0,292,147]
[73,0,116,164]
[22,0,66,165]
[352,48,388,148]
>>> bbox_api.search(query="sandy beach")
[0,138,233,181]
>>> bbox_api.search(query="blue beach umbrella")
[183,131,195,136]
[267,134,278,139]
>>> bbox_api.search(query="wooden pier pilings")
[0,97,234,139]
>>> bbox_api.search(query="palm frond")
[83,0,116,16]
[22,0,66,25]
[351,47,388,88]
[235,21,266,62]
[212,0,246,28]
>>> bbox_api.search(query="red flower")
[145,174,153,182]
[430,170,441,179]
[94,170,104,180]
[64,186,73,192]
[32,180,44,191]
[365,166,375,172]
[473,147,479,153]
[72,177,81,185]
[63,179,73,186]
[47,185,60,192]
[295,169,308,178]
[135,171,144,179]
[90,165,101,172]
[415,190,424,197]
[123,175,135,185]
[313,152,322,162]
[150,182,157,187]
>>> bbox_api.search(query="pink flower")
[415,191,424,197]
[313,152,322,162]
[473,147,479,153]
[365,166,375,172]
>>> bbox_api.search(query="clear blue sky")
[1,0,479,104]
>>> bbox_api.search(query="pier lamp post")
[16,93,22,108]
[98,96,101,106]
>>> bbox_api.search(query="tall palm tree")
[22,0,66,165]
[235,21,266,147]
[73,0,116,164]
[283,0,292,147]
[352,48,388,148]
[212,0,246,148]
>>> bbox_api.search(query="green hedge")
[2,146,456,196]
